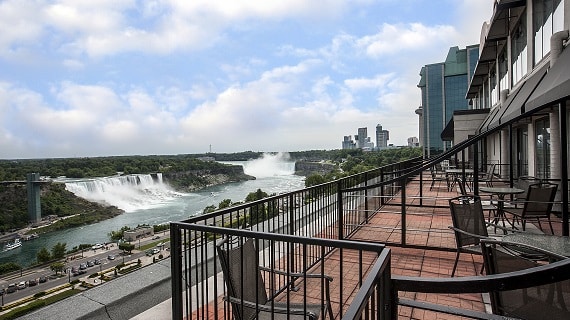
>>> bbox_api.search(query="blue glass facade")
[418,45,479,155]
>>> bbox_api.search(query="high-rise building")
[375,124,389,149]
[407,137,419,147]
[341,135,356,149]
[417,45,479,156]
[356,127,368,149]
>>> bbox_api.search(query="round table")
[480,187,524,230]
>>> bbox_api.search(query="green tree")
[51,242,67,259]
[37,247,51,264]
[119,242,135,253]
[109,226,131,241]
[50,262,65,275]
[203,205,216,214]
[305,174,327,188]
[218,199,232,209]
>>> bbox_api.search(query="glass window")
[535,117,551,179]
[514,126,529,177]
[499,52,508,93]
[490,72,498,106]
[534,0,565,64]
[511,11,527,85]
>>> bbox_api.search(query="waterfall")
[64,173,182,212]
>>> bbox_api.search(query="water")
[0,153,304,267]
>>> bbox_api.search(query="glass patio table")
[503,233,570,257]
[480,187,525,230]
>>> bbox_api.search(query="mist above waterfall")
[64,173,182,213]
[241,152,295,178]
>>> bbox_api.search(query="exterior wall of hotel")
[472,0,568,206]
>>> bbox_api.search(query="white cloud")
[359,23,459,57]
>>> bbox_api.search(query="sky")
[0,0,494,159]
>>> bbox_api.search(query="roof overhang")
[467,0,526,99]
[526,45,570,112]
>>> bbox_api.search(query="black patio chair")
[454,177,496,221]
[448,195,521,277]
[216,237,334,320]
[478,163,497,187]
[505,182,558,234]
[429,166,448,191]
[481,239,570,319]
[448,195,495,277]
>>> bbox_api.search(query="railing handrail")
[341,249,393,320]
[392,257,570,293]
[171,222,387,253]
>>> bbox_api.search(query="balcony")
[170,147,570,319]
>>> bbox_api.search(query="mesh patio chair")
[481,239,570,319]
[455,177,496,221]
[429,166,448,191]
[505,182,558,234]
[478,163,496,187]
[216,238,334,320]
[448,195,493,277]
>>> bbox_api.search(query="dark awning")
[489,63,549,128]
[441,118,454,141]
[478,105,501,133]
[526,46,570,112]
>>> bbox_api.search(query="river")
[0,154,305,267]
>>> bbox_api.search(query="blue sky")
[0,0,492,159]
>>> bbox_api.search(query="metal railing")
[170,127,569,318]
[169,225,390,319]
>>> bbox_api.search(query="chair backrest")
[217,238,268,320]
[483,163,496,180]
[449,196,488,247]
[481,240,570,319]
[455,177,468,196]
[522,182,558,218]
[514,176,541,200]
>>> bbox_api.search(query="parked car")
[152,235,160,240]
[91,243,104,250]
[94,258,101,265]
[7,284,16,293]
[39,276,47,283]
[17,281,26,290]
[152,248,160,254]
[79,263,87,270]
[87,260,94,267]
[107,254,115,260]
[28,279,38,286]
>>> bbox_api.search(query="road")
[0,236,170,308]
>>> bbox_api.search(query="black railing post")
[289,194,295,236]
[559,101,569,236]
[170,223,183,320]
[509,124,514,187]
[338,181,344,240]
[473,142,479,195]
[380,169,385,206]
[364,172,369,221]
[400,178,406,246]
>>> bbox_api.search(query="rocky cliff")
[294,161,337,176]
[162,164,255,192]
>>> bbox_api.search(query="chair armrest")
[259,266,333,282]
[448,226,492,240]
[225,296,318,319]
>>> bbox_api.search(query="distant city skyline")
[0,1,491,159]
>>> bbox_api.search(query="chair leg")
[479,263,484,275]
[548,217,554,235]
[451,251,460,277]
